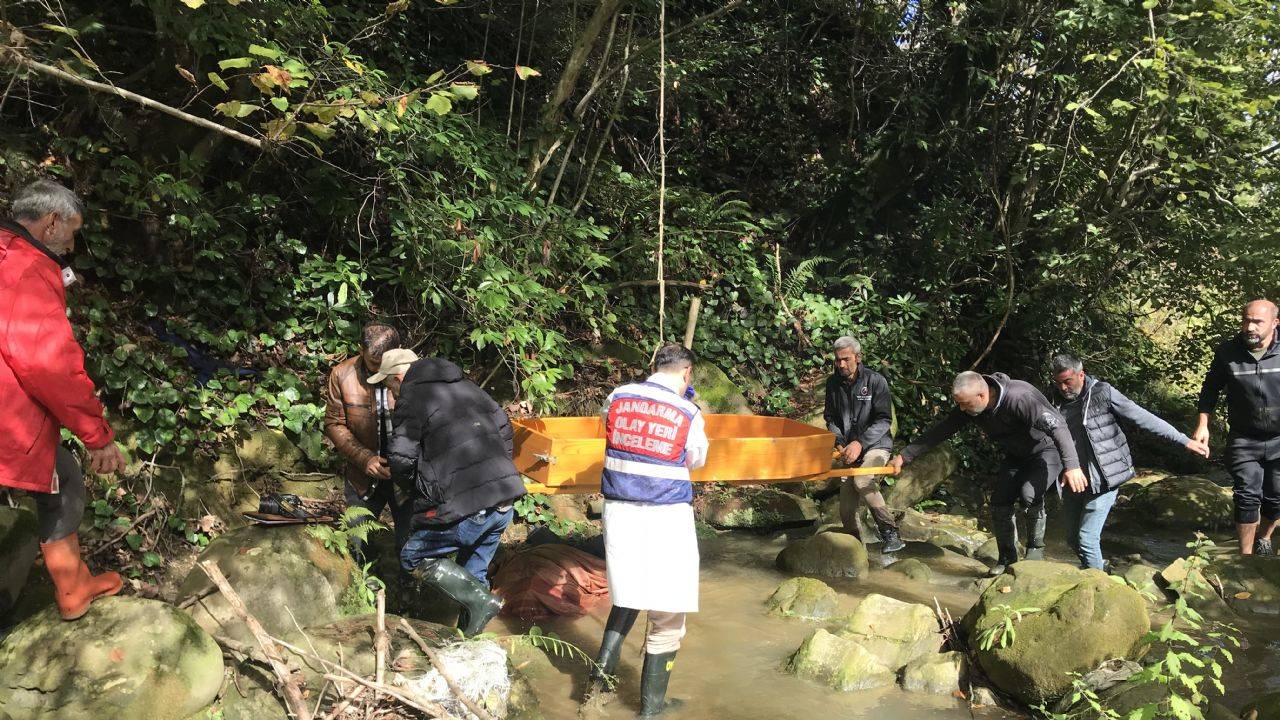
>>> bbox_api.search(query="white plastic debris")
[395,639,512,719]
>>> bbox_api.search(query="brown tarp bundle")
[491,544,610,620]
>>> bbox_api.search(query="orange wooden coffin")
[513,414,836,494]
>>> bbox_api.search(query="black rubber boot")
[583,606,640,701]
[990,504,1019,574]
[1023,502,1047,561]
[639,650,680,717]
[879,526,906,553]
[412,558,504,637]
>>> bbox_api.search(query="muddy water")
[496,531,1016,720]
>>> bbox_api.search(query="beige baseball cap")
[368,348,420,384]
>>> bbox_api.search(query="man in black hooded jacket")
[890,371,1085,575]
[377,349,527,636]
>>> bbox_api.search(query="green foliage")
[976,604,1042,651]
[513,493,593,538]
[307,506,386,559]
[499,626,609,687]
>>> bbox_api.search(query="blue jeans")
[400,507,513,586]
[1062,487,1119,570]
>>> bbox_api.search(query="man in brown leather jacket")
[324,323,412,560]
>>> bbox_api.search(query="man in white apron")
[585,343,709,717]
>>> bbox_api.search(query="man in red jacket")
[0,179,125,620]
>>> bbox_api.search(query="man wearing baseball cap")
[375,348,526,636]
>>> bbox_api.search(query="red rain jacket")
[0,221,113,492]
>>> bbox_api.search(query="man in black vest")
[1196,299,1280,555]
[1050,353,1209,569]
[823,336,904,551]
[378,349,527,636]
[890,371,1085,575]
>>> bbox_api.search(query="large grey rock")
[963,561,1150,706]
[178,525,355,646]
[902,651,964,695]
[0,597,222,720]
[765,577,840,619]
[776,531,869,579]
[897,509,993,559]
[786,628,896,691]
[699,487,818,530]
[1113,475,1233,531]
[1161,549,1280,616]
[0,504,38,619]
[838,593,943,670]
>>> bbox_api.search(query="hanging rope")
[655,0,668,348]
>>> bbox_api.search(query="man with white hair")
[822,335,904,551]
[1196,299,1280,555]
[890,370,1085,575]
[0,179,127,619]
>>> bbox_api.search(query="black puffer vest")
[1060,377,1135,492]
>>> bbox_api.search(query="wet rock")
[776,531,869,579]
[787,628,896,691]
[1116,563,1163,602]
[883,447,957,510]
[1113,475,1233,531]
[1169,551,1280,616]
[0,597,222,720]
[1064,674,1237,720]
[178,524,355,646]
[765,577,840,619]
[902,651,964,695]
[879,542,988,578]
[974,539,1000,565]
[838,593,943,670]
[889,557,933,583]
[1243,691,1280,720]
[1156,556,1235,618]
[897,509,993,559]
[969,685,1000,707]
[699,487,817,530]
[0,504,38,619]
[962,561,1150,706]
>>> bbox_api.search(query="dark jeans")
[1226,435,1280,524]
[400,507,513,586]
[32,446,87,543]
[344,479,413,556]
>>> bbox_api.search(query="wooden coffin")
[513,414,836,494]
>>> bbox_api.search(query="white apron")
[603,499,699,613]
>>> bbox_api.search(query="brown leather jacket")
[324,356,395,494]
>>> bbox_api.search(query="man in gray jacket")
[1050,354,1209,569]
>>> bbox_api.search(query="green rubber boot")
[639,650,682,717]
[412,557,504,637]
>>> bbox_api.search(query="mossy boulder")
[889,557,933,583]
[1116,563,1163,603]
[902,651,964,695]
[786,628,896,691]
[212,428,306,479]
[776,531,869,579]
[0,504,39,619]
[699,487,817,530]
[1164,551,1280,616]
[883,447,956,510]
[178,525,355,646]
[1113,475,1233,531]
[963,561,1150,706]
[765,577,840,619]
[838,593,943,670]
[0,598,223,720]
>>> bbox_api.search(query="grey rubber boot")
[412,557,504,637]
[639,650,681,717]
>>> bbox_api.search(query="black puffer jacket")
[388,358,526,527]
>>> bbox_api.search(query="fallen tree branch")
[1,45,264,150]
[199,561,313,720]
[399,619,496,720]
[270,635,458,720]
[320,684,366,720]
